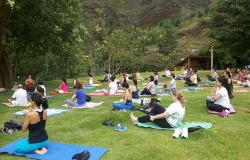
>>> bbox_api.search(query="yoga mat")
[14,108,70,116]
[71,102,103,109]
[47,92,74,95]
[140,93,170,97]
[0,139,108,160]
[83,86,95,89]
[208,105,236,114]
[2,103,30,107]
[234,90,249,93]
[87,93,122,96]
[134,122,212,130]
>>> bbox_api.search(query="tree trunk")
[0,0,12,88]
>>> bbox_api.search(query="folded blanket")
[134,122,212,130]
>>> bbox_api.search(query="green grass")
[0,71,250,160]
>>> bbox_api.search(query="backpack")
[86,95,91,102]
[4,120,23,130]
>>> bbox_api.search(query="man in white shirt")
[8,84,28,106]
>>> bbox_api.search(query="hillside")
[83,0,212,57]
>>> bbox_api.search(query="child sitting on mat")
[102,76,118,95]
[15,94,48,154]
[130,92,185,128]
[64,82,86,107]
[113,82,133,110]
[55,78,68,93]
[206,77,231,114]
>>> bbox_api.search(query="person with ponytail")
[224,71,233,99]
[113,82,133,110]
[130,92,185,128]
[206,76,231,112]
[130,79,140,100]
[15,94,48,154]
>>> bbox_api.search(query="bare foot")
[246,109,250,113]
[130,112,138,123]
[34,147,47,154]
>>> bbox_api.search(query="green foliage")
[209,0,250,66]
[6,0,87,80]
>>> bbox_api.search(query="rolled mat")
[134,122,212,130]
[0,139,108,160]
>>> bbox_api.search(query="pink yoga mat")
[234,90,249,93]
[48,92,74,95]
[87,92,122,96]
[208,105,236,114]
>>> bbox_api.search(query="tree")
[209,0,250,66]
[5,0,87,80]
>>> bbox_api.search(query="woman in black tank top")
[15,93,48,154]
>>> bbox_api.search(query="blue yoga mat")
[0,139,108,160]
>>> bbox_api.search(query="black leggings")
[185,78,197,86]
[206,100,229,112]
[140,88,152,95]
[138,104,172,128]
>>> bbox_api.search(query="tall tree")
[0,0,12,88]
[209,0,250,66]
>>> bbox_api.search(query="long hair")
[62,78,67,86]
[217,76,230,95]
[173,92,185,108]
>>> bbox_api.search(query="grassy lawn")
[0,71,250,160]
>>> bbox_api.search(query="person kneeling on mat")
[113,82,133,110]
[206,76,231,113]
[130,92,185,128]
[15,94,48,154]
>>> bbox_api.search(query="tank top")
[132,89,140,99]
[28,111,48,143]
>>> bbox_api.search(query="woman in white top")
[131,92,185,128]
[102,76,117,95]
[140,76,156,96]
[207,76,231,112]
[165,73,176,91]
[88,73,93,85]
[186,69,198,86]
[154,72,159,85]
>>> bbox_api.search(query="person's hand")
[150,116,154,121]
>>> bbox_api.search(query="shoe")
[180,128,188,138]
[172,129,182,138]
[72,150,90,160]
[102,119,115,126]
[114,124,128,132]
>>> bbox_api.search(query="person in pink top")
[55,78,68,93]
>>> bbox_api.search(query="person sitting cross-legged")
[140,76,156,96]
[7,84,28,107]
[206,76,231,113]
[64,82,86,107]
[113,82,133,110]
